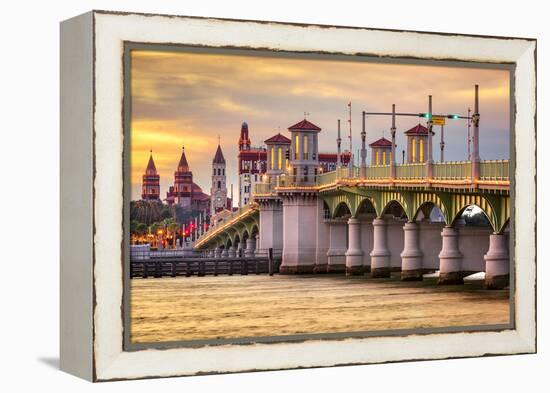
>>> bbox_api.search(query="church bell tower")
[211,141,228,216]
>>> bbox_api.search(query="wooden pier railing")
[130,249,280,278]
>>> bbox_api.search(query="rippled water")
[130,274,510,344]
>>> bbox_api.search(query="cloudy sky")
[130,48,510,202]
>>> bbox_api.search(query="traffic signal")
[285,149,290,160]
[447,114,459,119]
[419,113,432,119]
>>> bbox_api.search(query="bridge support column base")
[484,233,509,290]
[346,265,365,276]
[401,269,423,281]
[371,267,391,278]
[485,274,509,290]
[438,271,464,285]
[313,264,328,274]
[279,265,315,274]
[327,264,346,274]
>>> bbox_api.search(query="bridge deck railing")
[253,182,275,195]
[394,163,426,179]
[433,161,472,180]
[250,160,509,199]
[479,159,509,181]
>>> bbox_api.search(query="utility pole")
[440,124,445,162]
[360,110,367,178]
[336,119,342,168]
[467,107,471,161]
[348,101,353,177]
[426,95,434,179]
[390,104,397,178]
[472,85,480,181]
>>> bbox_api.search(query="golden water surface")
[130,274,510,344]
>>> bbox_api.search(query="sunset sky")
[130,48,510,202]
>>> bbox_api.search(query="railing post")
[268,248,274,276]
[198,261,205,277]
[154,261,161,278]
[171,262,177,277]
[185,261,191,277]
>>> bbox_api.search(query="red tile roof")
[264,133,291,144]
[369,137,393,148]
[404,123,429,135]
[288,119,321,132]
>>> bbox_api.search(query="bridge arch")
[381,199,409,220]
[250,223,259,238]
[379,191,412,219]
[451,203,494,232]
[356,198,377,217]
[333,201,352,219]
[410,192,452,225]
[448,194,507,233]
[233,233,241,249]
[241,229,250,243]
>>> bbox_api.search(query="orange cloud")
[130,49,510,201]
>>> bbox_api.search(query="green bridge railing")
[253,159,509,194]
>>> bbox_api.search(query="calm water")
[130,274,509,344]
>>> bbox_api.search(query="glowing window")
[278,147,282,170]
[419,139,424,162]
[412,139,417,162]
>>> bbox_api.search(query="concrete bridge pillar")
[484,233,509,289]
[370,217,391,278]
[214,247,221,258]
[327,219,347,273]
[400,222,423,281]
[221,247,228,258]
[280,193,318,274]
[258,199,283,255]
[245,237,256,257]
[345,218,364,275]
[359,216,375,272]
[255,236,260,252]
[438,226,463,285]
[314,199,330,273]
[228,245,237,258]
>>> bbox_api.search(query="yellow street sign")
[432,116,446,126]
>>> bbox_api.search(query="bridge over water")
[195,158,510,289]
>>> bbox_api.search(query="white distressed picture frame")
[60,10,536,382]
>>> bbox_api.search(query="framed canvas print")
[60,10,537,381]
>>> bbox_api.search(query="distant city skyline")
[130,49,510,202]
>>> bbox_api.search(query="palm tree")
[167,222,180,249]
